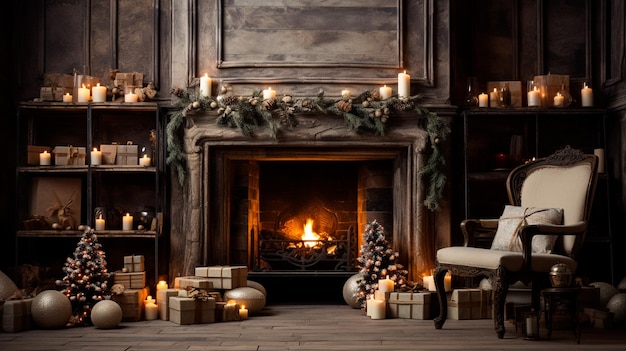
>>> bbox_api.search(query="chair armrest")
[518,221,588,270]
[460,218,499,247]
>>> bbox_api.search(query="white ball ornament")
[606,293,626,324]
[91,300,123,329]
[342,273,362,309]
[247,280,267,297]
[590,281,619,306]
[31,290,72,329]
[224,287,266,314]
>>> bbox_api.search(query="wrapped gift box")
[123,255,145,273]
[40,86,71,101]
[116,144,138,166]
[194,266,247,289]
[157,288,179,321]
[2,299,33,333]
[448,288,492,320]
[387,292,433,320]
[169,296,215,325]
[52,146,85,166]
[215,301,241,322]
[27,146,51,165]
[584,307,614,329]
[112,287,149,322]
[100,144,118,165]
[113,271,146,289]
[175,276,214,290]
[114,72,144,89]
[29,177,81,229]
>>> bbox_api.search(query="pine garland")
[166,85,449,210]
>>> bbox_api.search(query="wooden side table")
[541,287,581,344]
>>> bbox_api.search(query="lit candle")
[144,295,156,305]
[90,147,102,166]
[397,70,411,98]
[262,87,276,100]
[122,213,133,231]
[378,276,394,292]
[489,88,499,107]
[62,93,72,103]
[145,301,158,320]
[92,83,107,102]
[341,89,351,98]
[423,275,433,291]
[157,280,168,290]
[95,214,105,231]
[366,294,374,317]
[379,85,392,100]
[139,154,151,167]
[369,298,386,319]
[239,305,249,320]
[553,92,564,107]
[39,150,51,166]
[581,82,593,107]
[444,272,452,292]
[527,86,541,107]
[478,93,488,107]
[427,272,452,292]
[124,91,138,103]
[78,84,90,102]
[200,73,212,97]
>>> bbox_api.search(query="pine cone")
[221,95,239,106]
[336,100,352,112]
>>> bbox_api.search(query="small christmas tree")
[354,220,408,308]
[57,227,110,325]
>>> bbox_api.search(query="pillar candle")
[39,151,51,165]
[92,83,107,102]
[553,92,564,107]
[145,302,158,320]
[139,154,151,167]
[144,295,156,305]
[427,272,452,292]
[378,276,394,292]
[366,295,373,317]
[200,73,212,97]
[581,83,593,107]
[239,305,249,320]
[262,87,276,100]
[397,70,411,98]
[527,87,541,107]
[95,214,105,231]
[341,89,351,98]
[379,85,392,100]
[62,93,72,103]
[489,88,499,107]
[478,93,488,107]
[122,213,133,231]
[91,147,102,165]
[78,84,90,102]
[124,91,138,103]
[369,299,386,319]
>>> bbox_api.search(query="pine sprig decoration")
[56,227,110,325]
[354,220,408,308]
[418,109,451,211]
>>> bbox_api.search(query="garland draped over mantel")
[166,84,450,211]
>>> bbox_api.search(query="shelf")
[17,230,158,238]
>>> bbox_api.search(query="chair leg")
[433,266,448,329]
[493,267,509,339]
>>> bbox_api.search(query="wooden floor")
[1,303,625,351]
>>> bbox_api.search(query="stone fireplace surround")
[170,107,454,290]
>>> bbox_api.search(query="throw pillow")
[490,205,563,253]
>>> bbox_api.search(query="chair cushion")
[490,205,563,253]
[437,247,577,273]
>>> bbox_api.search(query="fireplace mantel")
[170,106,455,282]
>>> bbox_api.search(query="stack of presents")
[111,255,251,325]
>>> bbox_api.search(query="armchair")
[433,146,598,338]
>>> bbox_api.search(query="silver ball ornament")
[342,274,362,309]
[91,300,123,329]
[31,290,72,329]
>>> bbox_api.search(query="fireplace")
[171,109,453,300]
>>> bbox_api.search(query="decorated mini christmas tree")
[354,219,408,308]
[57,227,110,325]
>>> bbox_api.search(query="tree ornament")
[90,300,123,329]
[31,290,72,329]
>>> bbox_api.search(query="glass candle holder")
[527,80,541,107]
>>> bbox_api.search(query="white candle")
[124,91,138,103]
[122,213,133,231]
[62,93,72,103]
[397,71,411,98]
[200,73,212,97]
[92,83,107,102]
[90,147,102,165]
[366,295,373,316]
[144,295,156,305]
[239,305,249,320]
[95,214,105,231]
[145,302,158,320]
[478,93,488,107]
[39,151,51,165]
[553,92,564,107]
[262,87,276,100]
[78,84,90,102]
[379,85,392,100]
[489,88,499,107]
[444,272,452,292]
[427,272,452,292]
[369,299,386,319]
[527,87,541,107]
[526,315,538,337]
[581,82,593,107]
[378,276,394,292]
[341,89,351,98]
[139,154,151,167]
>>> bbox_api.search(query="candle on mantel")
[581,82,593,107]
[369,298,386,320]
[124,90,138,103]
[39,150,51,166]
[489,88,499,107]
[91,147,102,166]
[239,305,249,320]
[95,214,105,231]
[341,89,351,98]
[378,275,394,292]
[200,73,212,97]
[78,84,90,102]
[145,301,158,320]
[92,83,107,102]
[553,92,564,107]
[122,213,133,231]
[139,154,151,167]
[379,85,392,100]
[478,93,488,107]
[262,87,276,100]
[62,93,73,103]
[527,86,541,107]
[397,70,411,98]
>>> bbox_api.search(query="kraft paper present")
[215,301,240,322]
[116,144,138,166]
[447,288,491,320]
[29,177,81,229]
[2,299,33,333]
[27,146,51,165]
[387,292,432,320]
[112,287,149,322]
[123,255,145,273]
[175,276,214,290]
[113,271,146,289]
[157,288,179,321]
[168,296,196,325]
[100,144,117,165]
[194,266,247,289]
